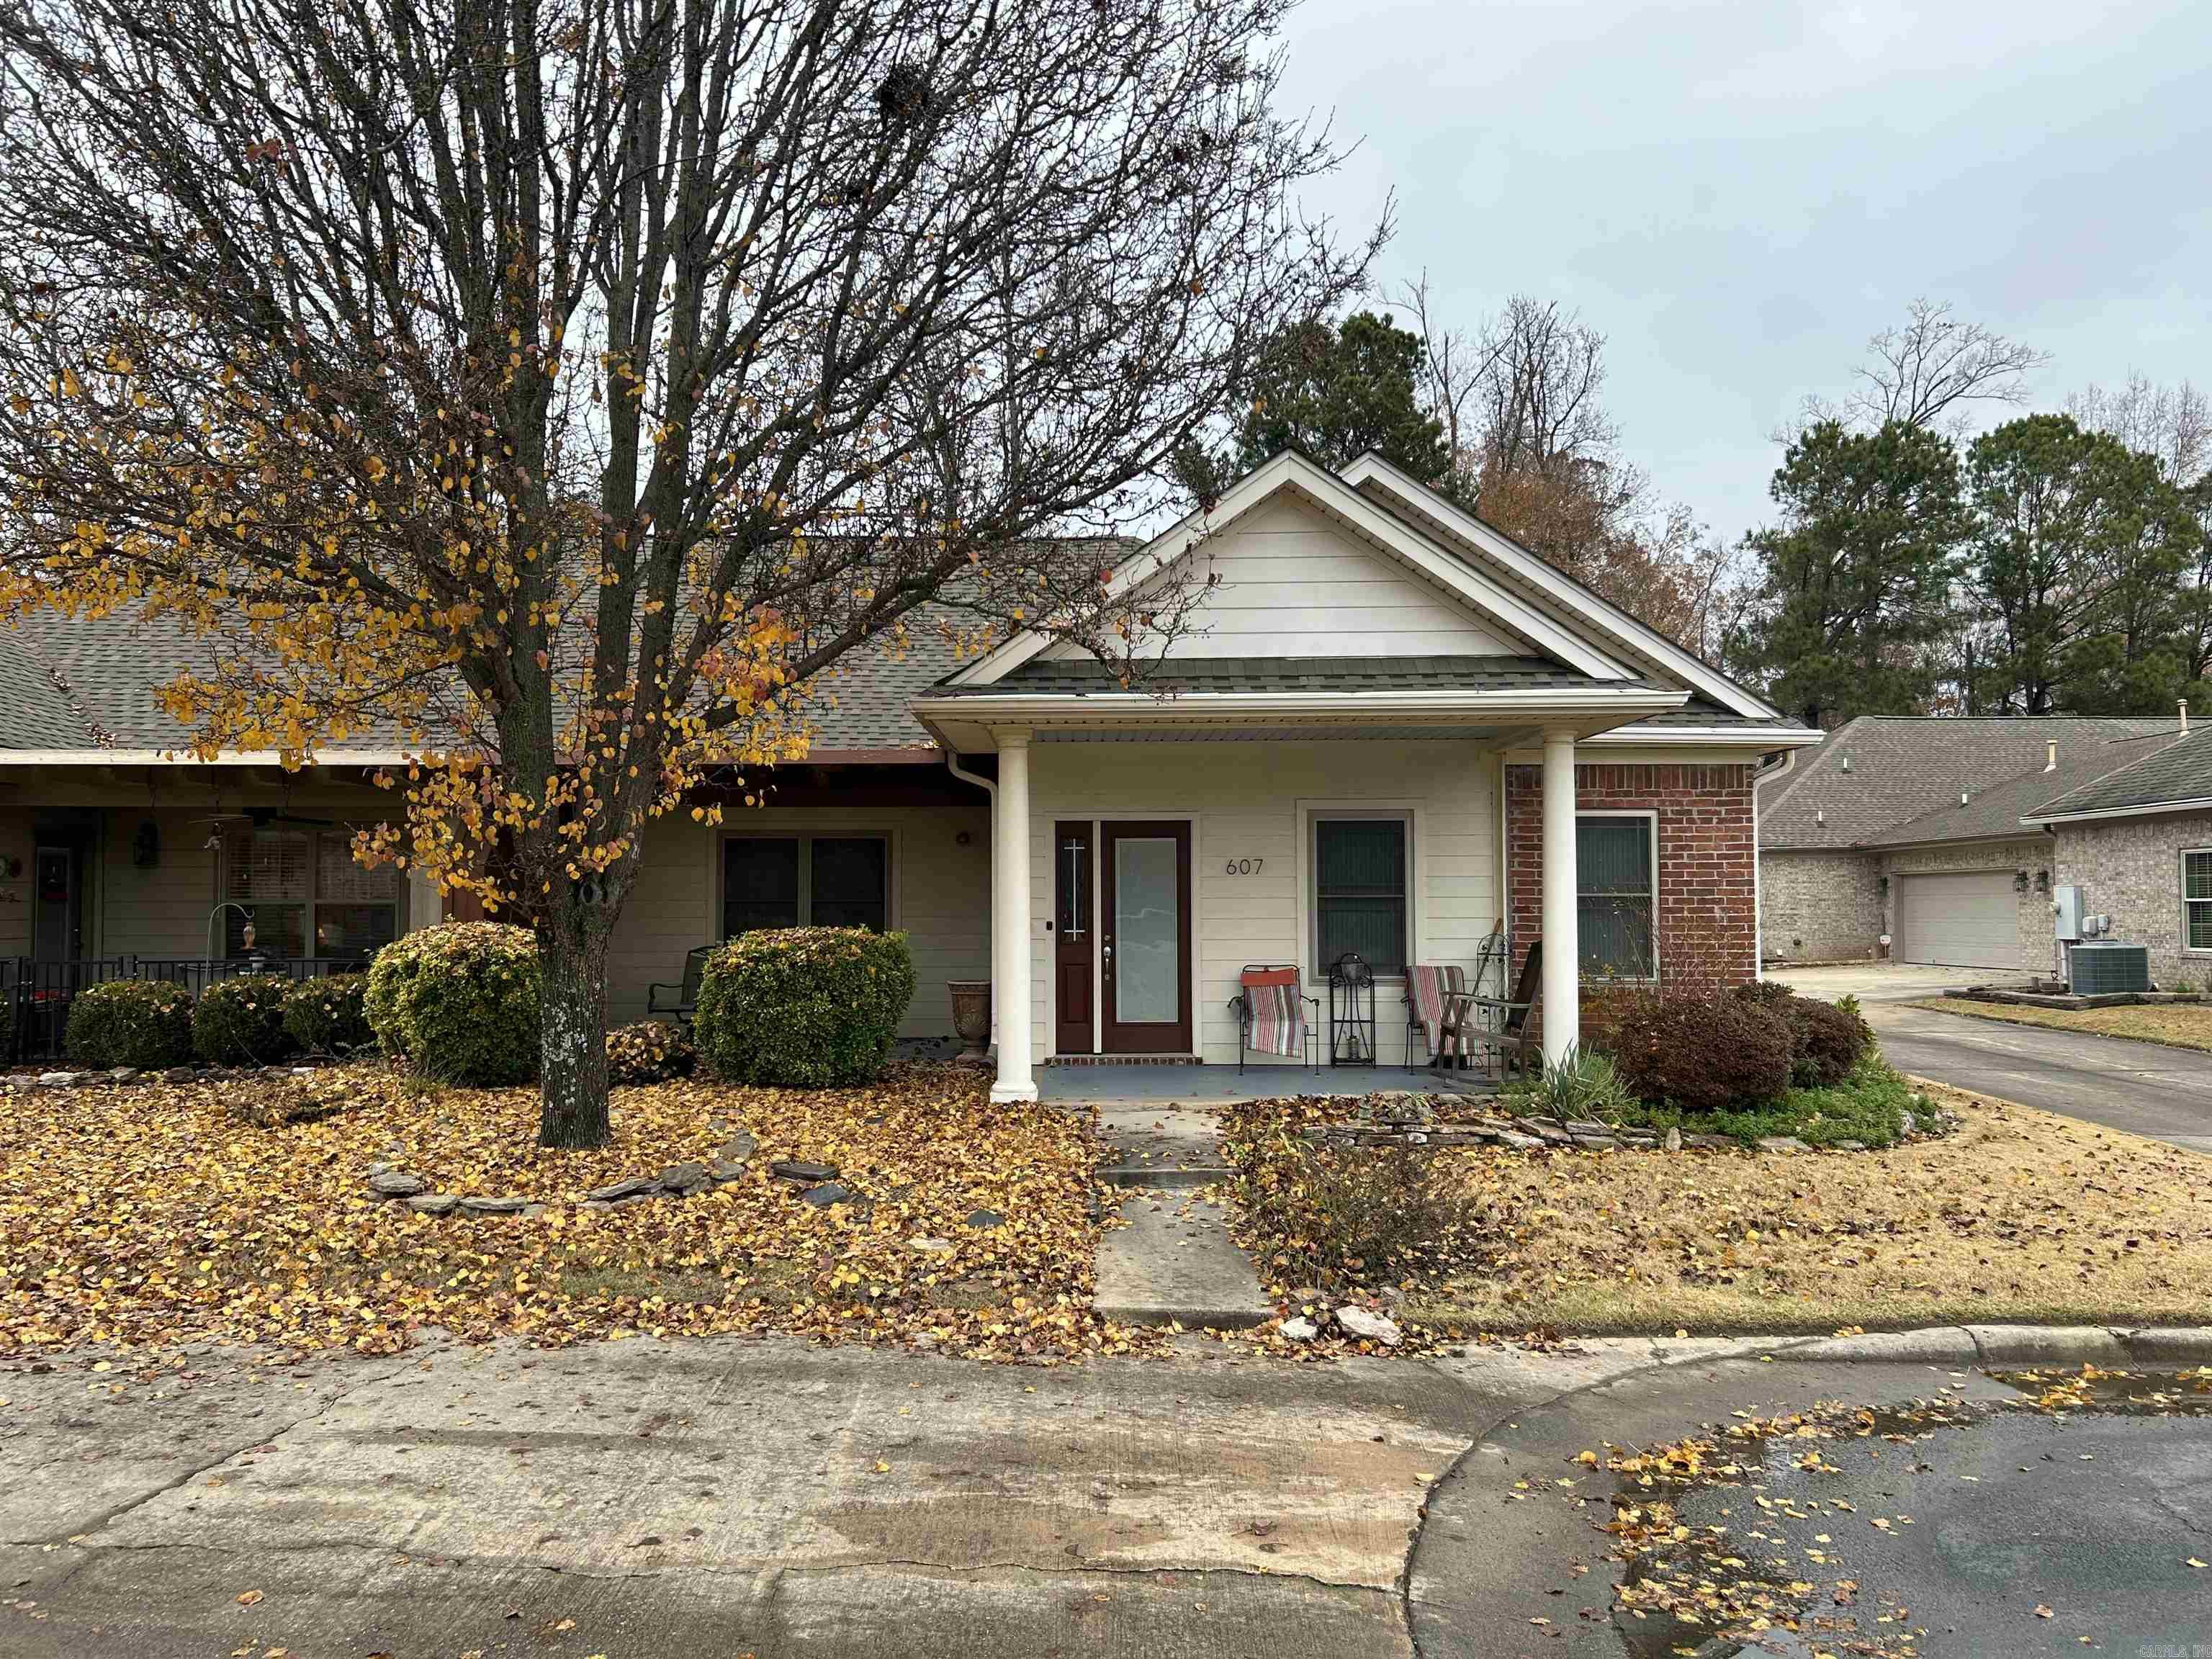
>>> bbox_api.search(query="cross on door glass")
[1059,837,1087,940]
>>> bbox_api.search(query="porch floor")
[1032,1061,1497,1104]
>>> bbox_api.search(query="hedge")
[192,975,298,1065]
[364,922,541,1086]
[1608,989,1793,1113]
[695,926,915,1088]
[283,974,377,1057]
[66,979,195,1070]
[1728,981,1873,1088]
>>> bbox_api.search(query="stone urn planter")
[946,980,992,1066]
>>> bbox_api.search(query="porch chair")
[647,945,714,1027]
[1403,963,1469,1069]
[1228,964,1319,1075]
[1440,939,1544,1081]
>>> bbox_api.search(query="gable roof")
[1760,714,2182,850]
[2024,724,2212,823]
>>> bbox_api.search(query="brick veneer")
[1505,761,1758,999]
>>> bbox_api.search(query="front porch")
[1034,1059,1499,1104]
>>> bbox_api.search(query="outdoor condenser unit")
[2067,941,2151,995]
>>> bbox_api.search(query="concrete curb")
[1651,1323,2212,1369]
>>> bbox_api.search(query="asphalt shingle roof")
[2025,724,2212,820]
[1760,715,2183,850]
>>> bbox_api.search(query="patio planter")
[947,979,991,1066]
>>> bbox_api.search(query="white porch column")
[990,729,1038,1102]
[1539,727,1580,1065]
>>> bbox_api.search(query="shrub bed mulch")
[0,1062,1145,1364]
[1221,1085,2212,1340]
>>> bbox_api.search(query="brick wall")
[1879,836,2056,974]
[2054,814,2212,989]
[1760,848,1880,963]
[1506,761,1757,999]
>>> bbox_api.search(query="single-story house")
[1758,714,2189,974]
[0,449,1818,1093]
[2023,724,2212,988]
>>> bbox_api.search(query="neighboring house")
[1758,715,2187,973]
[2023,726,2212,988]
[0,449,1817,1087]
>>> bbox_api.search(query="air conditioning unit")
[2067,941,2150,995]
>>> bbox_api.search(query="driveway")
[1775,963,2212,1155]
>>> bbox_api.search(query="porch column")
[1540,727,1580,1065]
[991,729,1038,1103]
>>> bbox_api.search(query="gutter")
[1750,748,1798,980]
[944,750,998,1051]
[2022,796,2212,828]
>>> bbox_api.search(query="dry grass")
[1905,996,2212,1053]
[1408,1084,2212,1334]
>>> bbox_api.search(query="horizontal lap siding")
[1028,741,1499,1066]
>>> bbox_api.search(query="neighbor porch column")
[991,729,1038,1103]
[1540,727,1580,1064]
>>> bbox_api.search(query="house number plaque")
[1221,858,1264,876]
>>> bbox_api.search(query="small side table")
[1326,952,1376,1066]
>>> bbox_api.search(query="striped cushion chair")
[1405,964,1468,1066]
[1229,965,1318,1074]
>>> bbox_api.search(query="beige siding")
[1027,740,1501,1066]
[99,809,220,958]
[603,804,992,1039]
[0,807,32,957]
[1039,496,1519,660]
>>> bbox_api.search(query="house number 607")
[1223,858,1263,876]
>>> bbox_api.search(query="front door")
[33,846,78,960]
[1100,821,1192,1055]
[1052,821,1094,1055]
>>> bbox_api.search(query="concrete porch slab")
[1036,1061,1493,1104]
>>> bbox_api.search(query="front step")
[1093,1189,1272,1328]
[1100,1159,1228,1189]
[1096,1103,1231,1190]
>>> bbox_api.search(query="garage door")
[1894,871,2020,968]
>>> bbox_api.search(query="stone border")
[361,1127,763,1219]
[4,1059,348,1092]
[1295,1091,1952,1154]
[1942,985,2208,1011]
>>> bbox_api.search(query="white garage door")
[1894,871,2020,968]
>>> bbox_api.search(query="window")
[225,830,400,961]
[1577,814,1656,978]
[723,835,889,938]
[2185,850,2212,951]
[1313,817,1409,975]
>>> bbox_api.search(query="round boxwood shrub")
[66,979,194,1070]
[364,922,541,1086]
[193,974,298,1065]
[695,926,916,1088]
[607,1019,696,1085]
[1727,981,1872,1088]
[1609,990,1792,1113]
[283,973,377,1057]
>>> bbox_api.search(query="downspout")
[1749,748,1797,981]
[945,750,998,1050]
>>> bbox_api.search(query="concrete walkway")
[1092,1104,1272,1328]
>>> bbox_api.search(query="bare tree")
[1793,297,2047,439]
[2069,374,2211,486]
[1475,295,1617,472]
[0,0,1372,1145]
[1390,269,1498,499]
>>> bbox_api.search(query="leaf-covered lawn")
[1224,1089,2212,1336]
[0,1062,1138,1362]
[1907,996,2212,1053]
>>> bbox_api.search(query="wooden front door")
[1099,821,1192,1055]
[1052,821,1094,1055]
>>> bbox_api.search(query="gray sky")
[1272,0,2211,544]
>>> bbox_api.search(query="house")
[2022,723,2212,988]
[0,450,1817,1090]
[1758,714,2188,973]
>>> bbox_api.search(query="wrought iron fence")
[3,956,367,1064]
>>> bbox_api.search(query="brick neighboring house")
[2024,725,2212,988]
[0,449,1818,1084]
[1758,714,2186,973]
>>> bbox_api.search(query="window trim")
[2182,846,2212,956]
[1304,808,1416,984]
[718,827,898,938]
[1575,809,1659,982]
[220,827,403,961]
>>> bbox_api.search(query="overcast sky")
[1270,0,2211,545]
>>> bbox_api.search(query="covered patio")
[1033,1060,1499,1104]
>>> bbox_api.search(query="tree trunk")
[538,914,613,1148]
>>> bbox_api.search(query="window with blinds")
[1313,817,1408,975]
[722,835,888,937]
[2185,849,2212,951]
[1577,814,1656,978]
[224,830,400,960]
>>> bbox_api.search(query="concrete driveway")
[1774,963,2212,1154]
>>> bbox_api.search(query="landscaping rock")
[800,1182,854,1208]
[907,1236,955,1255]
[459,1195,527,1215]
[1497,1129,1546,1151]
[963,1208,1005,1231]
[772,1159,837,1182]
[367,1170,428,1198]
[107,1068,138,1084]
[1334,1305,1401,1346]
[585,1176,657,1202]
[1664,1126,1682,1151]
[1683,1133,1734,1151]
[1836,1140,1868,1152]
[657,1161,709,1195]
[708,1159,751,1184]
[1280,1316,1319,1341]
[1756,1136,1809,1154]
[721,1130,758,1162]
[163,1066,196,1084]
[37,1071,78,1088]
[405,1194,459,1216]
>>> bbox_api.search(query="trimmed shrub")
[607,1019,695,1085]
[695,926,915,1088]
[1609,990,1792,1112]
[66,979,194,1070]
[1727,981,1874,1088]
[193,975,298,1065]
[283,974,376,1057]
[365,922,541,1086]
